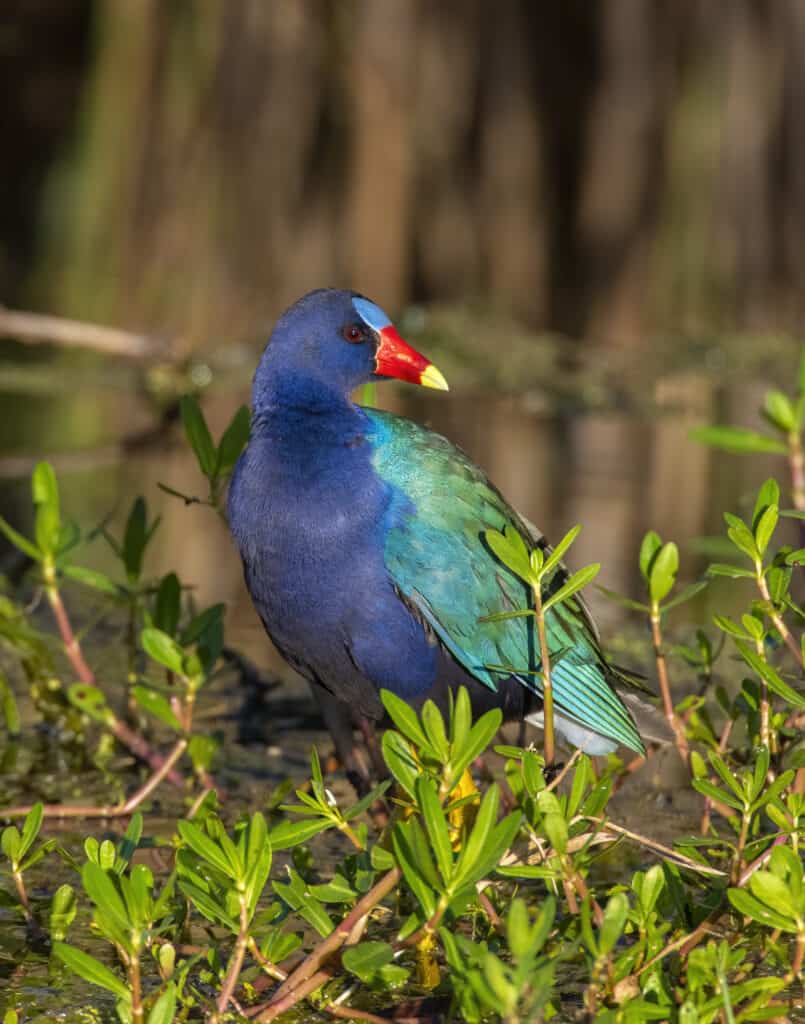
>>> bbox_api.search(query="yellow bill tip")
[419,363,450,392]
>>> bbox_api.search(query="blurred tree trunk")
[576,0,681,346]
[12,0,805,343]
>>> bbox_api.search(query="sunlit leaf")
[543,563,600,613]
[53,943,130,1000]
[689,426,787,455]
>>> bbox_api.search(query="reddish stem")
[46,584,185,787]
[268,867,401,1005]
[651,610,689,764]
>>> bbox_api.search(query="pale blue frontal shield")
[352,297,392,332]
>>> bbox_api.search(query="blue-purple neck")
[251,367,369,448]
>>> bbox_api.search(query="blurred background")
[1,0,803,680]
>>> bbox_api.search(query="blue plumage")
[228,289,645,755]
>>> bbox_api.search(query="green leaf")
[53,943,130,1000]
[712,614,750,640]
[188,734,218,774]
[661,579,708,613]
[752,479,781,527]
[689,426,788,455]
[728,888,796,932]
[734,640,805,708]
[484,526,534,584]
[0,515,41,561]
[49,884,77,942]
[709,753,745,804]
[393,821,438,918]
[147,982,177,1024]
[454,785,502,890]
[132,687,182,731]
[177,821,237,880]
[420,700,449,761]
[450,686,472,750]
[180,603,225,647]
[371,846,396,872]
[639,531,663,582]
[448,708,502,794]
[762,390,796,433]
[81,862,130,935]
[380,690,428,748]
[691,778,743,812]
[180,395,217,478]
[61,565,119,595]
[1,826,20,864]
[649,542,678,605]
[177,876,237,931]
[67,684,113,725]
[268,818,332,851]
[748,870,797,923]
[707,564,755,580]
[416,776,453,886]
[381,729,419,798]
[595,585,650,613]
[543,563,600,613]
[784,548,805,566]
[541,525,581,576]
[32,462,60,555]
[598,892,628,955]
[724,513,759,561]
[753,504,778,557]
[216,405,251,476]
[342,941,394,983]
[141,627,184,675]
[542,812,567,856]
[122,497,158,582]
[19,802,43,861]
[154,573,181,635]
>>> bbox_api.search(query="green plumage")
[365,408,645,754]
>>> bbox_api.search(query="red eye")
[342,324,363,343]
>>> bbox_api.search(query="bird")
[228,288,647,781]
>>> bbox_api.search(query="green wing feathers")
[366,409,645,754]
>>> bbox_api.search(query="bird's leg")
[357,715,387,779]
[310,685,372,796]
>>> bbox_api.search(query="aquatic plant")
[0,393,802,1022]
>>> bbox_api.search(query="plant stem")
[700,717,735,834]
[268,867,401,1006]
[248,938,287,983]
[45,585,95,685]
[129,954,143,1024]
[751,633,774,751]
[325,1005,390,1024]
[251,970,331,1022]
[650,605,689,764]
[755,566,803,669]
[732,811,751,884]
[214,897,250,1018]
[11,869,30,922]
[45,583,185,786]
[533,583,554,767]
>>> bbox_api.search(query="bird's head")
[253,289,448,408]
